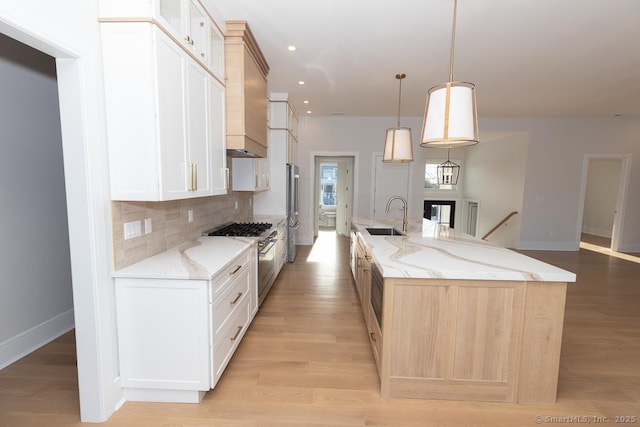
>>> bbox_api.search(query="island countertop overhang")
[351,217,576,282]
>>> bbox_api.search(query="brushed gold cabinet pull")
[194,163,198,190]
[188,163,194,191]
[230,326,243,341]
[230,292,243,305]
[229,265,242,275]
[225,168,230,189]
[370,332,376,341]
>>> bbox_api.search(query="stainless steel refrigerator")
[286,164,300,262]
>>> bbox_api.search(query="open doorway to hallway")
[313,156,354,238]
[578,155,631,254]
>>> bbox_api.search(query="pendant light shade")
[384,127,413,161]
[420,0,479,148]
[421,82,478,147]
[383,73,414,162]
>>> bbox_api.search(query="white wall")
[298,115,427,245]
[582,158,620,237]
[0,34,74,367]
[299,116,640,252]
[462,132,528,247]
[482,117,640,251]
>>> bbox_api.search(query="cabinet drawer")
[211,298,250,386]
[367,306,382,376]
[211,268,249,340]
[210,250,251,300]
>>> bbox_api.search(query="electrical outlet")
[124,220,142,240]
[188,210,194,223]
[144,218,152,234]
[234,201,238,210]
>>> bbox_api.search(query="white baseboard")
[581,227,612,238]
[618,243,640,253]
[0,309,75,370]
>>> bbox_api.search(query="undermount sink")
[366,227,404,236]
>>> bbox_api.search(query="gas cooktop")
[203,222,273,237]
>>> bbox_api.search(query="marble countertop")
[352,217,576,282]
[113,216,285,281]
[113,236,256,280]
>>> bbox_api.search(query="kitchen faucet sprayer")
[385,196,408,235]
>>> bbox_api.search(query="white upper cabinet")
[99,0,227,201]
[209,77,228,196]
[208,24,225,80]
[98,0,225,81]
[231,158,270,192]
[102,23,225,201]
[159,0,206,61]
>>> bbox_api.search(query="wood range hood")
[224,20,269,159]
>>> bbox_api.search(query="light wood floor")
[1,232,639,426]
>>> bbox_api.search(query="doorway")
[313,156,354,237]
[0,34,74,367]
[1,12,118,422]
[578,155,631,252]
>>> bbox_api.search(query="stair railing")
[481,211,518,241]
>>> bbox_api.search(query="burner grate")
[206,222,273,237]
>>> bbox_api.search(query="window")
[319,162,338,206]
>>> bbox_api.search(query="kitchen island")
[350,217,576,403]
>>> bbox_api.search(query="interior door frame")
[0,15,118,422]
[310,152,358,238]
[576,153,632,251]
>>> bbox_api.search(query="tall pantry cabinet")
[99,0,228,201]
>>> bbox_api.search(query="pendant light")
[420,0,479,148]
[437,148,460,185]
[383,73,414,162]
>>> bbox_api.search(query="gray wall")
[0,34,74,368]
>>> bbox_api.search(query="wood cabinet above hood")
[225,21,269,158]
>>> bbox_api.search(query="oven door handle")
[259,240,277,256]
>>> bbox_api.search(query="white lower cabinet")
[275,218,287,274]
[114,245,257,403]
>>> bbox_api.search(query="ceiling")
[211,0,640,119]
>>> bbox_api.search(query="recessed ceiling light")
[303,100,309,104]
[298,81,305,85]
[287,45,296,51]
[306,110,312,114]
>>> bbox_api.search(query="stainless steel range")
[203,222,277,306]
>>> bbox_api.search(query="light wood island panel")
[377,277,567,403]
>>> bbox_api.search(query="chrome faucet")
[385,196,408,235]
